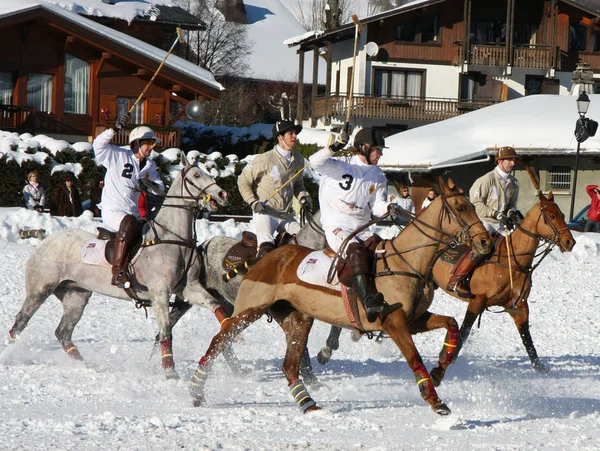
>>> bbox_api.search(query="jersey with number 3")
[93,128,163,216]
[309,148,388,231]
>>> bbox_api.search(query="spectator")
[53,174,83,217]
[420,188,437,212]
[390,185,415,225]
[23,170,46,212]
[89,178,104,217]
[584,184,600,232]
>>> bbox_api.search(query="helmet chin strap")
[362,144,373,165]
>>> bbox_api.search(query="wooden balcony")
[94,123,181,148]
[315,95,496,123]
[454,42,557,69]
[0,104,35,132]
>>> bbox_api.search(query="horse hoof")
[191,396,206,408]
[164,368,180,380]
[533,362,550,373]
[350,330,362,342]
[432,402,451,416]
[303,405,322,414]
[316,347,331,365]
[304,378,324,391]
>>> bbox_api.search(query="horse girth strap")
[140,238,195,249]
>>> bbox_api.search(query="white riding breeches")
[253,212,301,246]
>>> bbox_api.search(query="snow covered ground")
[1,208,599,450]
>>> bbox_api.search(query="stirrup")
[112,272,131,289]
[446,280,474,299]
[364,293,385,323]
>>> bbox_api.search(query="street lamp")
[570,91,594,221]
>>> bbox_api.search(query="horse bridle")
[392,191,488,251]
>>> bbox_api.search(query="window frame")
[395,14,441,44]
[372,68,425,99]
[64,54,90,115]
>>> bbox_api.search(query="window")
[525,75,543,96]
[547,166,571,191]
[396,14,440,43]
[116,97,143,124]
[0,72,13,105]
[64,54,90,114]
[593,30,600,51]
[570,21,586,50]
[373,69,423,98]
[513,23,536,45]
[27,73,53,113]
[471,21,506,43]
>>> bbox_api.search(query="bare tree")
[173,0,251,76]
[292,0,359,31]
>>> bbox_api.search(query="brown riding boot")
[111,235,131,288]
[446,251,484,299]
[256,242,275,260]
[347,243,384,323]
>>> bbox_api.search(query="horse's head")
[436,177,493,256]
[180,158,228,212]
[523,190,575,252]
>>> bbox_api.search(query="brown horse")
[429,190,575,385]
[188,178,492,416]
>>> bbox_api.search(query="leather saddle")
[221,230,296,280]
[96,227,143,266]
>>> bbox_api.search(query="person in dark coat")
[54,174,83,217]
[89,178,104,217]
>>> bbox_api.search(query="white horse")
[161,210,327,385]
[7,161,228,379]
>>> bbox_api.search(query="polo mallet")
[524,161,541,192]
[345,14,363,134]
[504,225,516,309]
[129,27,185,115]
[262,162,312,206]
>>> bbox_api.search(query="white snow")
[1,206,599,449]
[381,94,600,170]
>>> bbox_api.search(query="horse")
[7,161,229,380]
[187,178,493,415]
[160,209,327,387]
[317,190,576,386]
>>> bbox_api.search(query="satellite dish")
[186,100,203,120]
[365,41,379,57]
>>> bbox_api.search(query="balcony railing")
[94,123,181,148]
[0,104,35,131]
[454,42,557,69]
[315,95,496,122]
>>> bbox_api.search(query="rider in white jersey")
[309,128,390,322]
[93,115,165,288]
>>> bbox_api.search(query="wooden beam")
[171,84,181,92]
[95,52,112,78]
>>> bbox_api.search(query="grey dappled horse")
[162,209,327,386]
[8,162,228,379]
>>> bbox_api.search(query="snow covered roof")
[380,94,600,172]
[244,0,325,83]
[32,0,202,27]
[0,1,223,94]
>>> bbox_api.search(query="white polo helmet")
[128,126,161,145]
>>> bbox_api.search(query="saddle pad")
[81,239,110,268]
[440,244,470,265]
[296,250,341,291]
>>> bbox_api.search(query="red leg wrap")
[438,329,460,367]
[7,330,16,344]
[160,339,175,369]
[214,307,230,327]
[64,342,83,361]
[413,364,438,402]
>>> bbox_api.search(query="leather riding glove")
[251,200,266,214]
[329,131,349,152]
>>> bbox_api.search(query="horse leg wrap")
[7,329,16,344]
[438,329,460,367]
[413,364,438,403]
[63,342,83,361]
[289,380,317,413]
[214,307,230,327]
[189,356,211,404]
[160,339,175,369]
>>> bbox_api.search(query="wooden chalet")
[0,2,223,147]
[290,0,600,133]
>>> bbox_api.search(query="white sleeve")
[93,128,120,167]
[309,147,350,178]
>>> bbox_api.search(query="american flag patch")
[307,258,317,265]
[333,227,343,235]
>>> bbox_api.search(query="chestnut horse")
[318,191,576,381]
[188,178,492,416]
[428,190,575,385]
